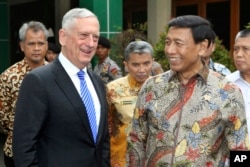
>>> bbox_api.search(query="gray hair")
[124,41,154,61]
[19,21,49,41]
[62,8,98,30]
[235,29,250,40]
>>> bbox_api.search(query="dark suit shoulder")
[29,59,64,77]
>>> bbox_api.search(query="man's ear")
[19,41,24,52]
[59,29,66,46]
[198,39,209,56]
[123,60,128,73]
[123,61,127,67]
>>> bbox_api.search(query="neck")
[98,60,104,64]
[177,64,203,84]
[241,72,250,84]
[25,58,45,69]
[98,57,106,64]
[178,72,195,84]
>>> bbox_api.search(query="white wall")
[147,0,171,45]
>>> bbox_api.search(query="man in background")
[94,36,122,84]
[202,30,231,76]
[227,28,250,142]
[45,42,61,62]
[0,21,49,167]
[107,40,153,167]
[125,37,164,76]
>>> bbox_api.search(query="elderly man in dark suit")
[12,8,110,167]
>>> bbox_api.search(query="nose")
[85,34,96,47]
[33,43,42,50]
[165,43,176,55]
[234,48,243,58]
[138,64,146,73]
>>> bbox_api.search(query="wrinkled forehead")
[24,29,47,41]
[235,37,250,47]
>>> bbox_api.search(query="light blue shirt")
[209,59,231,76]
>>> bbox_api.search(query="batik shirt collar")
[127,74,143,91]
[169,62,209,83]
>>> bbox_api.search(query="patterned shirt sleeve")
[0,72,15,133]
[127,82,150,166]
[224,81,250,150]
[0,73,7,133]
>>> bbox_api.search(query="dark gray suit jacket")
[13,58,110,167]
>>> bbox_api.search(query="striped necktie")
[77,70,97,142]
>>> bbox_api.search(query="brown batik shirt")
[0,59,48,157]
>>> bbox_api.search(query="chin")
[32,58,43,64]
[137,78,147,84]
[169,68,178,72]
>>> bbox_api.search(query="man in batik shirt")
[0,21,49,167]
[106,41,153,167]
[127,15,249,167]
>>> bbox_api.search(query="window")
[172,0,237,50]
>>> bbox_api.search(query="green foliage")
[153,27,169,71]
[212,37,236,72]
[245,22,250,29]
[153,28,236,72]
[132,22,148,34]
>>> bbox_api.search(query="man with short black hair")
[94,36,122,84]
[46,42,61,62]
[127,15,249,167]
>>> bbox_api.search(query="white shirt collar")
[58,53,87,76]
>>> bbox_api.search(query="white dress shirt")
[58,53,101,129]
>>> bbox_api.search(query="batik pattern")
[127,68,249,167]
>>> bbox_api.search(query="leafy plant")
[245,22,250,29]
[212,37,236,72]
[153,27,169,71]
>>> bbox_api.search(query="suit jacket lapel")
[88,70,106,143]
[52,59,94,142]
